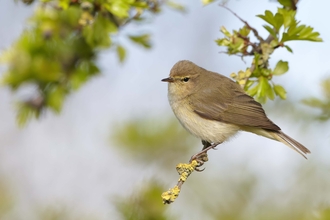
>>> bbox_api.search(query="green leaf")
[273,60,289,75]
[251,54,261,77]
[247,84,259,97]
[282,23,323,42]
[257,95,267,104]
[215,38,230,46]
[270,39,279,48]
[257,76,268,99]
[299,26,322,41]
[70,61,99,90]
[116,45,126,63]
[16,104,33,127]
[263,25,278,39]
[220,26,231,38]
[257,10,283,31]
[244,80,255,91]
[274,84,287,99]
[238,25,250,37]
[83,15,117,48]
[257,76,274,101]
[229,36,245,53]
[166,1,186,12]
[257,11,274,26]
[278,0,294,7]
[287,23,304,36]
[274,13,284,31]
[104,1,130,18]
[46,87,65,113]
[131,2,148,8]
[128,34,152,48]
[277,8,296,29]
[302,97,325,108]
[201,0,215,5]
[267,86,275,100]
[261,68,271,77]
[284,45,293,53]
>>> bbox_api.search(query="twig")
[219,51,247,63]
[236,33,259,55]
[161,160,198,204]
[219,4,264,43]
[291,0,298,10]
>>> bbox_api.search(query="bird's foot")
[189,143,219,172]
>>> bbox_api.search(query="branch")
[161,160,198,204]
[219,4,265,43]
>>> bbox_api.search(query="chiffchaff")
[162,60,310,159]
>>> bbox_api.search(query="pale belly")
[170,100,240,143]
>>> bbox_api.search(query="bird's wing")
[191,79,280,131]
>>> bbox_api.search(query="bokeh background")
[0,0,330,219]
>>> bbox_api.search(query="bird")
[161,60,310,165]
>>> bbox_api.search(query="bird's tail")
[271,131,311,159]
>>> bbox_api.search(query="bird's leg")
[201,140,212,150]
[189,140,220,172]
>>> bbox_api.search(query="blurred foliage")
[0,180,98,219]
[112,118,197,167]
[0,181,14,218]
[1,0,172,125]
[194,168,264,220]
[216,0,322,103]
[201,0,215,5]
[110,115,330,219]
[166,1,186,13]
[302,78,330,121]
[111,137,330,220]
[318,208,330,220]
[114,179,176,220]
[37,205,97,220]
[202,163,330,220]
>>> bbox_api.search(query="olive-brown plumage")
[162,60,310,158]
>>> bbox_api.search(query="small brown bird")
[162,60,310,160]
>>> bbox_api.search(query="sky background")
[0,0,330,219]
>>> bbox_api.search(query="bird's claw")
[195,167,205,172]
[189,142,220,172]
[190,153,208,172]
[194,160,206,172]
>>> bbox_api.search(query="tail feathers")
[272,131,311,159]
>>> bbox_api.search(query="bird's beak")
[161,77,174,83]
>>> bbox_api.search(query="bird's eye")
[183,77,190,82]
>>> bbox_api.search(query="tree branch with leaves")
[216,0,322,103]
[1,0,165,125]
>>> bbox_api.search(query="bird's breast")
[168,96,240,143]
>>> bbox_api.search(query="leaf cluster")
[216,0,322,103]
[112,119,195,166]
[2,0,165,125]
[114,180,175,220]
